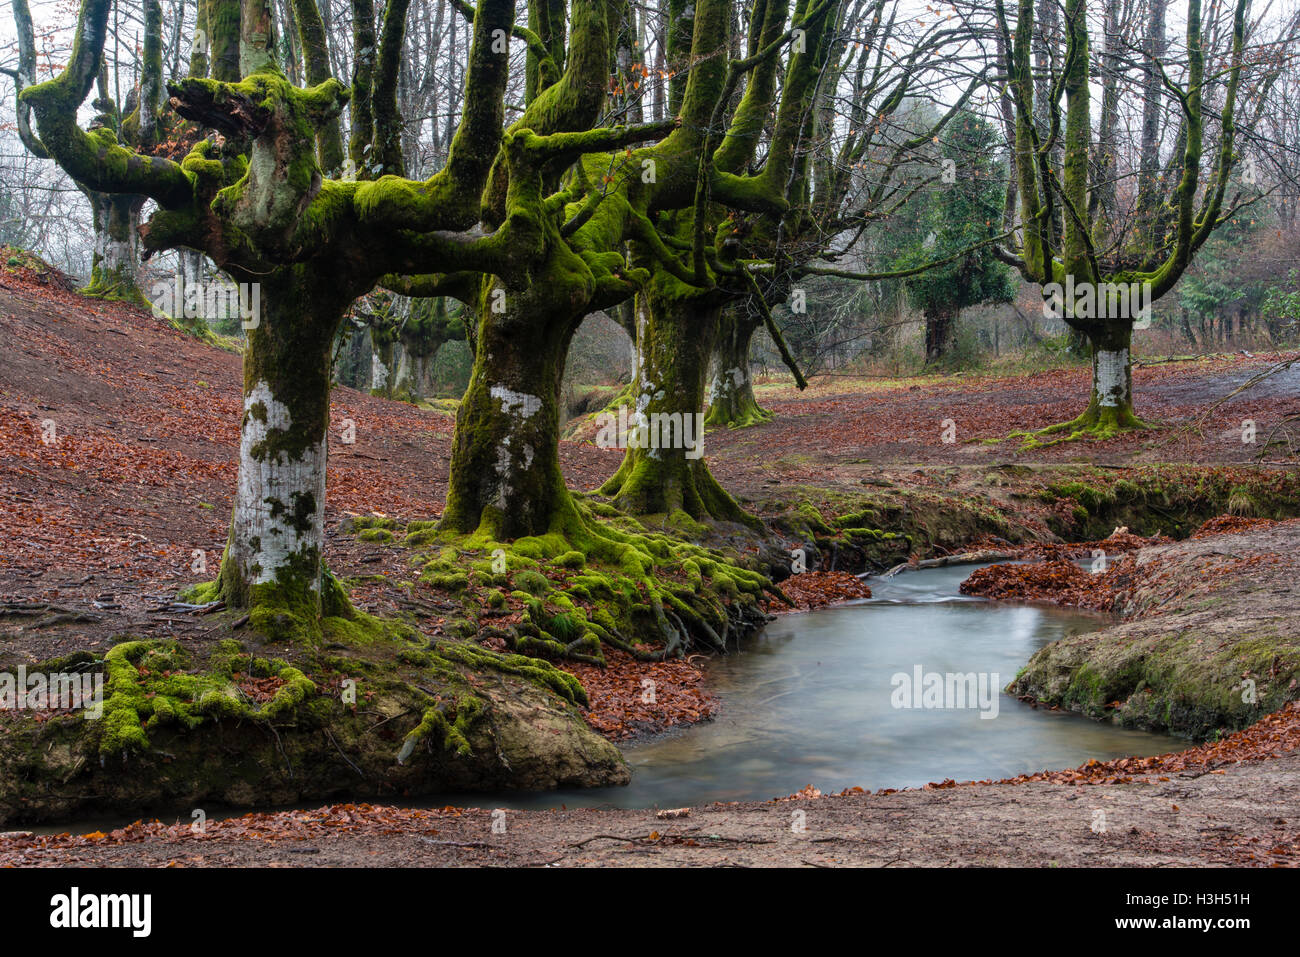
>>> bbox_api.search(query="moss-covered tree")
[428,0,834,535]
[597,0,842,519]
[994,0,1254,442]
[4,0,174,303]
[359,291,466,400]
[700,0,988,426]
[22,0,517,641]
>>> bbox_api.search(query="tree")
[595,0,842,519]
[430,0,841,532]
[992,0,1261,442]
[361,292,465,400]
[5,0,178,303]
[703,0,991,427]
[890,111,1015,365]
[21,0,516,640]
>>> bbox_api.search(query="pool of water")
[28,564,1185,832]
[456,563,1182,810]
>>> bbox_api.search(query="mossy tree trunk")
[369,328,397,396]
[23,0,517,646]
[600,288,752,523]
[705,306,769,428]
[83,191,147,303]
[440,269,579,539]
[1072,321,1143,432]
[214,266,360,637]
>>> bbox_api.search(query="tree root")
[409,495,773,664]
[1010,405,1153,450]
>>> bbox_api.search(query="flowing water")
[30,564,1186,832]
[464,562,1182,810]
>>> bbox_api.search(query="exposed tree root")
[1011,405,1153,450]
[407,495,776,663]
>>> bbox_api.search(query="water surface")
[31,564,1184,832]
[477,563,1182,809]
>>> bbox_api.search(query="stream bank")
[1005,519,1300,739]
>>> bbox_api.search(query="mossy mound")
[1010,621,1300,740]
[362,497,777,662]
[766,484,1024,574]
[1009,523,1300,740]
[0,624,625,827]
[1039,466,1300,540]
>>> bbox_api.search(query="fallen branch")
[875,550,1021,580]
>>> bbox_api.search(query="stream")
[465,562,1182,810]
[29,564,1185,832]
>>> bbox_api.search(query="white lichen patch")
[709,365,747,402]
[490,385,542,419]
[234,381,325,586]
[1095,348,1129,407]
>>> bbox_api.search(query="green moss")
[513,569,551,596]
[96,638,321,757]
[349,514,399,531]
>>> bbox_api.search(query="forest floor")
[2,259,1299,865]
[4,714,1297,866]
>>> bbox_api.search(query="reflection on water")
[464,563,1182,810]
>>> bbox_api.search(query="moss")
[177,580,222,604]
[421,568,470,592]
[1012,401,1152,449]
[347,514,398,532]
[1013,621,1300,740]
[513,569,552,596]
[1038,467,1300,539]
[95,638,324,757]
[552,550,586,569]
[398,697,481,761]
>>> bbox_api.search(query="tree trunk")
[1077,322,1144,431]
[705,308,769,428]
[397,351,428,401]
[600,292,752,523]
[214,267,356,639]
[369,336,396,396]
[84,192,146,303]
[440,277,577,539]
[924,307,955,365]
